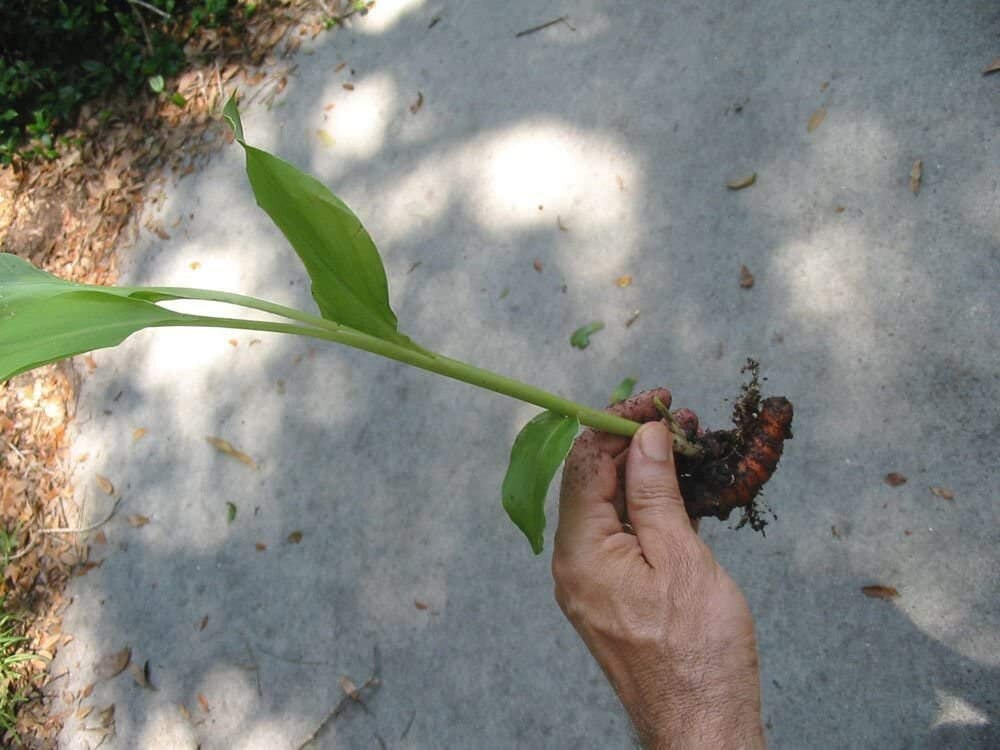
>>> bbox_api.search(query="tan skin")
[553,389,766,749]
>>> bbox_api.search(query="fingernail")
[637,422,671,461]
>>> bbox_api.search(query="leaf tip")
[222,91,245,143]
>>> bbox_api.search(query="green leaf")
[570,321,604,349]
[222,94,413,348]
[170,92,187,108]
[0,254,196,382]
[226,502,237,523]
[502,411,579,554]
[148,75,165,93]
[610,376,636,404]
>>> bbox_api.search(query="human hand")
[553,389,765,749]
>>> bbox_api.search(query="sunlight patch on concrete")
[930,688,991,729]
[316,72,398,161]
[355,0,425,34]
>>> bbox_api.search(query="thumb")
[625,422,695,561]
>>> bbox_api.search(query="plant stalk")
[142,286,702,451]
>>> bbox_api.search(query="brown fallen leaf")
[910,159,922,195]
[95,647,131,681]
[834,205,846,213]
[409,91,424,114]
[98,704,115,727]
[340,676,360,700]
[81,683,95,699]
[862,585,900,600]
[830,525,841,539]
[205,436,257,468]
[930,486,955,501]
[807,107,827,132]
[342,83,355,91]
[228,339,238,347]
[132,427,147,441]
[76,705,93,720]
[532,259,544,273]
[335,62,347,72]
[287,531,303,544]
[127,514,150,528]
[983,57,1000,75]
[615,275,632,288]
[414,600,429,610]
[255,542,268,551]
[197,693,210,713]
[726,173,756,190]
[625,309,641,327]
[198,615,209,631]
[93,530,107,545]
[189,261,201,270]
[95,475,114,495]
[885,472,907,487]
[739,265,755,289]
[178,704,192,722]
[128,660,154,690]
[84,354,98,372]
[323,102,336,111]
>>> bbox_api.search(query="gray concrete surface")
[52,1,998,747]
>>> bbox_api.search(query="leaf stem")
[158,303,641,436]
[144,286,700,450]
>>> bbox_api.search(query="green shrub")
[0,0,232,163]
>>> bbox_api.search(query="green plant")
[0,95,791,553]
[0,527,20,571]
[0,0,232,162]
[0,600,32,739]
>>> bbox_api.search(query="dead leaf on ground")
[98,704,115,727]
[132,428,147,441]
[726,173,756,190]
[615,275,632,288]
[178,704,192,722]
[128,660,154,690]
[228,339,238,347]
[739,265,755,289]
[409,91,424,114]
[205,436,257,468]
[95,647,131,681]
[930,486,955,501]
[830,525,840,539]
[807,107,827,132]
[983,57,1000,75]
[255,542,267,551]
[414,600,429,610]
[342,83,355,91]
[287,531,303,544]
[84,354,98,372]
[532,259,544,272]
[340,676,360,699]
[93,530,107,545]
[862,585,900,600]
[189,261,201,270]
[625,310,641,327]
[835,206,846,213]
[95,475,115,495]
[197,693,210,713]
[910,159,922,195]
[885,472,907,487]
[127,514,150,528]
[335,62,347,72]
[76,705,93,720]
